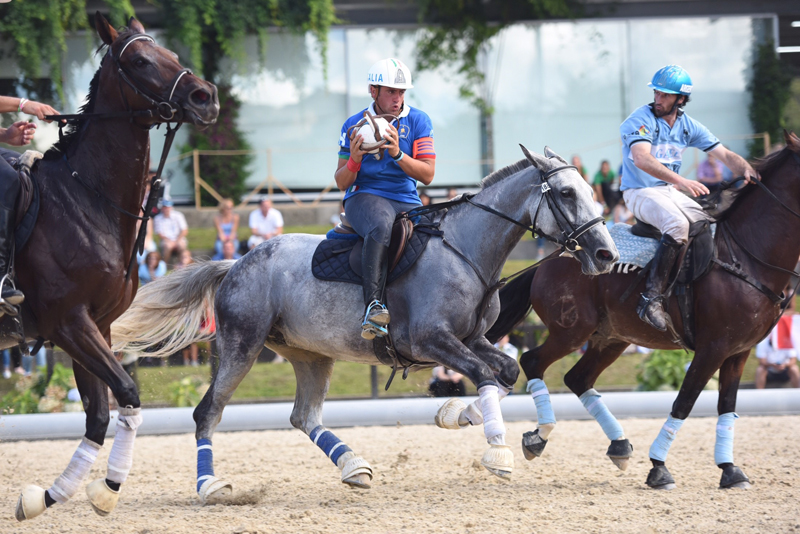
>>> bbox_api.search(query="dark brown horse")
[11,14,218,521]
[485,131,800,490]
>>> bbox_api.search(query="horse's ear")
[543,146,569,164]
[95,12,117,46]
[129,17,146,35]
[519,144,549,170]
[784,129,800,153]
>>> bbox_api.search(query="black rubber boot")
[360,236,390,340]
[521,429,548,460]
[0,207,24,310]
[719,464,751,489]
[637,234,682,331]
[646,464,676,489]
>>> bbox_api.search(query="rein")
[44,32,189,281]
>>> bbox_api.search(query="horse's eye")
[561,188,574,198]
[134,58,147,68]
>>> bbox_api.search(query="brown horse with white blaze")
[482,130,800,490]
[11,14,218,521]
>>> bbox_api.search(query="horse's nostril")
[191,90,210,105]
[596,249,613,262]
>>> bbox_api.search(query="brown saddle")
[333,212,414,276]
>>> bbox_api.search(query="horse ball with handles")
[346,110,399,161]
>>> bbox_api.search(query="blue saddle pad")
[311,214,438,286]
[608,223,658,272]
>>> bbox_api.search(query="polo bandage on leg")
[579,388,625,441]
[309,426,353,467]
[478,384,506,445]
[196,438,214,493]
[649,415,685,462]
[48,438,102,504]
[461,382,511,426]
[527,378,556,427]
[106,407,142,485]
[714,412,738,466]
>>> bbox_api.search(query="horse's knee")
[85,411,110,446]
[563,368,589,396]
[518,349,540,379]
[113,382,140,409]
[497,358,519,388]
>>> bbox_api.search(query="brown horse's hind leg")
[564,338,633,470]
[714,350,751,489]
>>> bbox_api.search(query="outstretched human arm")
[0,96,60,121]
[630,142,709,197]
[709,145,760,184]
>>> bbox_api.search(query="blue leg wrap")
[649,415,685,462]
[310,425,353,466]
[196,438,214,493]
[714,412,738,465]
[579,388,625,441]
[527,378,556,426]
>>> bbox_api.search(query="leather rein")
[44,33,190,281]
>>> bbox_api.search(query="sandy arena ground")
[1,415,799,534]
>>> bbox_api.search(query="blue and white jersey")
[338,103,435,204]
[619,104,720,191]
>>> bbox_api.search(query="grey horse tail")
[111,260,235,358]
[484,266,537,344]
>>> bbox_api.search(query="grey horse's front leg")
[434,336,518,430]
[290,356,373,489]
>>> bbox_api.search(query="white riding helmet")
[367,58,414,90]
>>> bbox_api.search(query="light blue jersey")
[620,104,720,191]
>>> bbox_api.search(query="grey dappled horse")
[112,147,618,502]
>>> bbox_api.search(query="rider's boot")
[360,236,391,340]
[636,234,682,332]
[0,207,24,312]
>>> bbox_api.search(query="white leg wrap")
[461,383,511,426]
[479,384,506,444]
[49,438,102,504]
[107,407,142,485]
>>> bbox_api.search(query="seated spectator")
[446,188,459,200]
[213,240,242,261]
[571,155,589,182]
[429,366,466,397]
[174,249,194,270]
[494,335,518,360]
[214,198,240,257]
[755,310,800,389]
[419,191,432,206]
[247,199,284,250]
[154,199,188,264]
[613,199,634,224]
[592,160,620,214]
[138,251,167,285]
[697,152,727,194]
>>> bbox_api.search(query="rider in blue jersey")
[0,96,60,310]
[334,59,436,339]
[619,65,759,332]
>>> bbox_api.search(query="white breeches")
[623,185,710,244]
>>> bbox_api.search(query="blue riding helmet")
[647,65,692,95]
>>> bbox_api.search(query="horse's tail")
[111,260,235,358]
[485,266,537,344]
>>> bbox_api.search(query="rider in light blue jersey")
[619,65,759,332]
[334,59,436,339]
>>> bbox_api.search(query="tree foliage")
[414,0,580,112]
[0,0,134,104]
[748,40,792,158]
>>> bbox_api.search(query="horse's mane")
[480,158,535,189]
[43,28,139,160]
[752,147,793,177]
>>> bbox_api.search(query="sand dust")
[1,415,799,533]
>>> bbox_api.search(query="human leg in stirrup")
[0,151,23,313]
[360,236,390,340]
[637,234,682,331]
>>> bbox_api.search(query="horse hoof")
[434,398,467,430]
[607,438,633,471]
[481,444,513,480]
[719,465,751,490]
[198,476,233,504]
[341,456,373,489]
[646,465,676,490]
[521,429,547,461]
[15,485,46,522]
[86,479,119,516]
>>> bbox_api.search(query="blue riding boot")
[361,236,390,340]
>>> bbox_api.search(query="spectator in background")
[213,240,241,261]
[139,251,167,285]
[613,198,634,224]
[571,155,589,183]
[248,198,284,250]
[429,366,466,397]
[174,249,194,270]
[154,199,188,264]
[213,198,239,258]
[446,188,458,200]
[696,152,727,194]
[755,295,800,389]
[419,191,432,206]
[593,160,620,214]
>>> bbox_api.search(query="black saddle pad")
[312,214,438,286]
